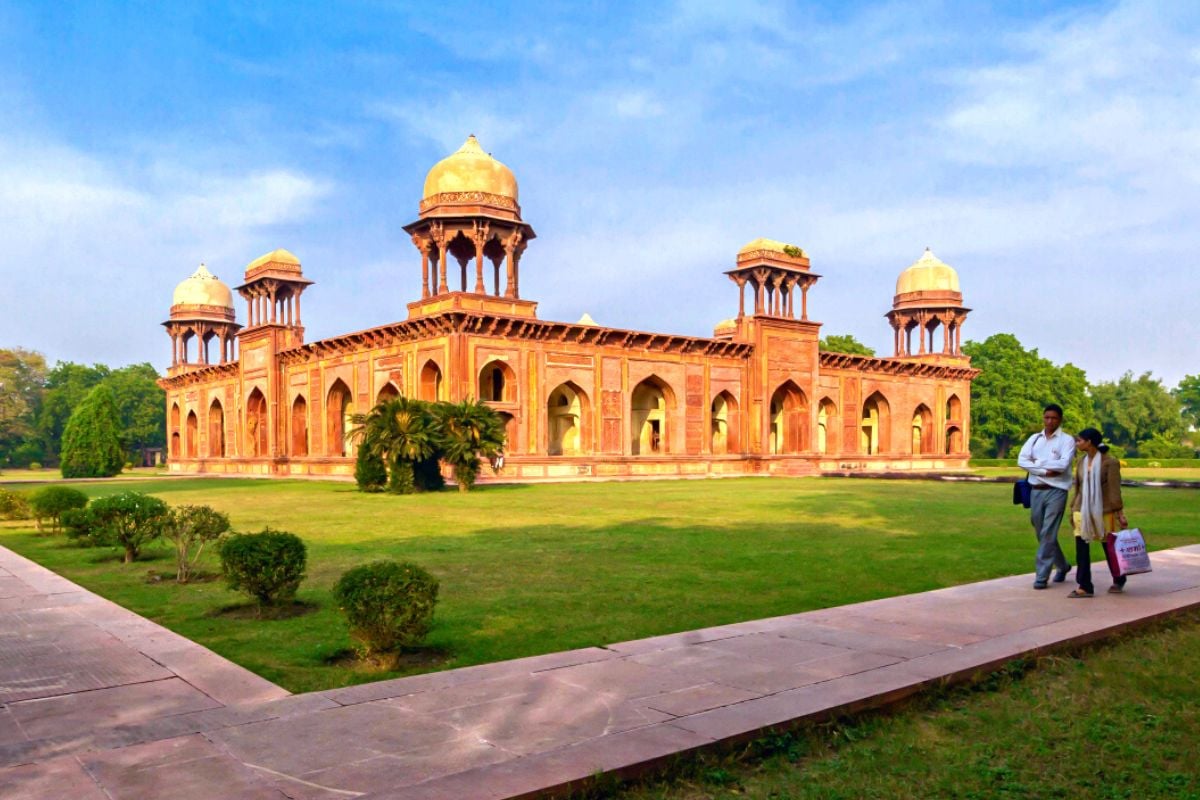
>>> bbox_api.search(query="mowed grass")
[0,477,1197,693]
[616,611,1200,800]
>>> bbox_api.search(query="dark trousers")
[1075,536,1128,594]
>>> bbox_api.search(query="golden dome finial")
[421,134,519,205]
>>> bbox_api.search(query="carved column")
[431,223,449,294]
[735,275,747,318]
[472,222,490,294]
[504,230,524,298]
[800,279,811,321]
[412,234,432,299]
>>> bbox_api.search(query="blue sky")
[0,0,1196,386]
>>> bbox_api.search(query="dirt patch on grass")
[143,569,221,585]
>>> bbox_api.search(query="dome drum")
[242,249,308,285]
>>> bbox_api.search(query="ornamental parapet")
[819,350,979,380]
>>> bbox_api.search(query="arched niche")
[291,395,309,457]
[326,380,354,457]
[185,411,198,459]
[170,403,181,459]
[631,376,674,455]
[860,391,891,455]
[208,399,225,457]
[419,360,443,402]
[496,411,517,452]
[479,360,515,403]
[376,382,400,405]
[946,425,964,455]
[547,382,588,455]
[912,404,934,454]
[817,397,838,455]
[769,380,808,454]
[246,388,268,457]
[711,391,739,454]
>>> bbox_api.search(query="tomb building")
[159,136,977,479]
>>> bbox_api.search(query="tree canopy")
[962,333,1094,458]
[0,348,48,466]
[818,334,875,357]
[60,384,126,478]
[1174,374,1200,432]
[1090,372,1184,455]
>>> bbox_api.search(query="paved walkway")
[3,544,1200,799]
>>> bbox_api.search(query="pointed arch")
[946,426,964,455]
[912,403,934,454]
[376,382,400,405]
[419,360,443,402]
[208,399,225,457]
[547,382,589,455]
[631,375,675,455]
[326,379,354,457]
[769,380,809,454]
[817,397,839,455]
[185,411,198,459]
[479,359,516,402]
[246,388,268,457]
[170,403,181,459]
[710,391,739,454]
[291,395,309,456]
[860,391,891,455]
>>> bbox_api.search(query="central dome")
[896,248,960,295]
[422,135,518,202]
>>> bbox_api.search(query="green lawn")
[1,477,1197,693]
[616,611,1200,800]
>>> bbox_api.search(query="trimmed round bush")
[0,489,32,521]
[83,491,170,563]
[29,486,89,532]
[28,462,42,471]
[333,561,439,659]
[219,529,307,606]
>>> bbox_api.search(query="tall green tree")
[37,362,109,462]
[1091,372,1184,455]
[0,348,48,466]
[819,334,875,356]
[105,363,166,454]
[59,384,125,478]
[434,399,506,492]
[1174,374,1200,431]
[962,333,1093,458]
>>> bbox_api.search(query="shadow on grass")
[323,645,454,672]
[206,599,320,620]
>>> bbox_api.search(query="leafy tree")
[818,334,875,356]
[962,333,1094,458]
[37,362,109,463]
[29,485,88,532]
[60,384,125,478]
[352,397,438,494]
[1175,374,1200,431]
[219,529,307,606]
[1091,371,1184,455]
[434,399,506,492]
[1136,433,1193,459]
[0,348,48,466]
[165,505,231,582]
[105,363,166,456]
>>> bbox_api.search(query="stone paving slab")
[1,543,1199,799]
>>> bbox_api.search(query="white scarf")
[1078,452,1105,542]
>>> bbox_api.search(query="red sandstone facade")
[160,137,977,481]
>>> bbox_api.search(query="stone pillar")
[736,276,746,318]
[413,234,431,299]
[472,222,489,294]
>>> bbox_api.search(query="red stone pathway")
[3,544,1200,799]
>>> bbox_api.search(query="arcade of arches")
[160,137,977,480]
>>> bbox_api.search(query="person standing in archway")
[1017,403,1076,589]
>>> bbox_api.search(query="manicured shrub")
[27,461,42,471]
[165,505,231,583]
[355,443,387,492]
[0,488,32,521]
[62,506,102,546]
[60,385,125,478]
[219,529,307,606]
[29,485,89,532]
[79,491,171,563]
[333,561,439,662]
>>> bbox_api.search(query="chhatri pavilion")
[159,136,977,480]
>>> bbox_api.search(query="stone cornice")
[819,351,980,380]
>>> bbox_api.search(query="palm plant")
[351,398,438,494]
[433,399,506,491]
